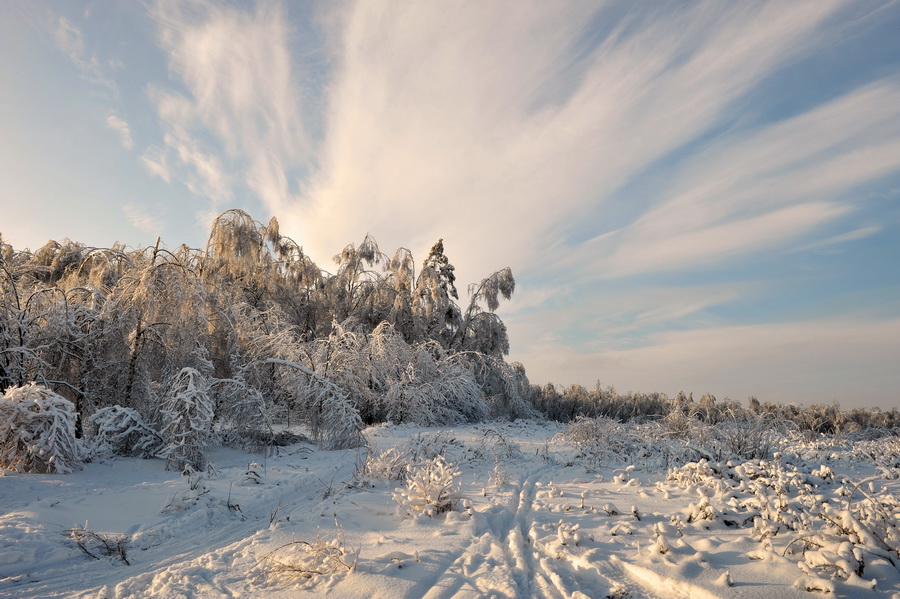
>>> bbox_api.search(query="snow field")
[1,420,899,598]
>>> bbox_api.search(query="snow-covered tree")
[452,267,515,356]
[413,240,462,347]
[208,376,271,450]
[159,367,214,472]
[0,383,81,473]
[83,239,209,417]
[0,209,535,446]
[85,405,164,460]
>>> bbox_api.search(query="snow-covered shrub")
[242,461,263,485]
[714,413,780,460]
[66,524,130,564]
[403,430,459,463]
[85,405,164,460]
[478,425,521,460]
[0,383,81,473]
[566,416,621,456]
[159,367,214,472]
[357,447,409,482]
[393,455,461,518]
[258,530,357,586]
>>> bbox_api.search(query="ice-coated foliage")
[380,343,487,427]
[159,367,214,472]
[393,455,461,518]
[664,450,900,588]
[85,405,164,460]
[208,377,271,451]
[5,208,896,469]
[0,383,81,473]
[356,447,409,482]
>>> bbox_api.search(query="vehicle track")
[418,464,639,599]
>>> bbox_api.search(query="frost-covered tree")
[30,239,86,286]
[327,235,394,331]
[159,367,214,472]
[208,376,271,450]
[413,240,462,347]
[462,354,536,421]
[0,383,81,473]
[380,342,486,426]
[451,267,515,356]
[384,248,418,343]
[83,239,209,416]
[85,405,164,460]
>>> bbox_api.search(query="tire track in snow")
[509,472,644,599]
[418,465,558,599]
[418,462,644,599]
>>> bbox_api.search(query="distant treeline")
[529,383,899,436]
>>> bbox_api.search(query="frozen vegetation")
[1,210,899,597]
[1,420,899,598]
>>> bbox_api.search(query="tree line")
[0,209,531,469]
[1,208,895,474]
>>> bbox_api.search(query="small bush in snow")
[715,413,779,460]
[393,455,461,518]
[357,447,409,482]
[66,524,130,565]
[0,383,81,473]
[258,530,357,585]
[85,405,164,460]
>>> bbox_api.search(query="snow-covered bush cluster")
[0,383,81,473]
[355,430,464,518]
[533,382,899,435]
[85,405,163,460]
[664,451,900,590]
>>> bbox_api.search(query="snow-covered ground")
[2,420,899,598]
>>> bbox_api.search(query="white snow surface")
[1,420,898,599]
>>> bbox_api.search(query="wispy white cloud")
[123,204,163,234]
[794,226,882,252]
[105,114,133,150]
[51,15,118,96]
[597,202,851,278]
[141,145,172,183]
[290,0,863,283]
[590,79,900,278]
[507,281,748,352]
[148,0,308,214]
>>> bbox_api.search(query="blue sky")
[2,0,900,409]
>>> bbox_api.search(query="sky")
[2,0,900,410]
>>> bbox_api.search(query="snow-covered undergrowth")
[0,383,81,474]
[2,420,899,598]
